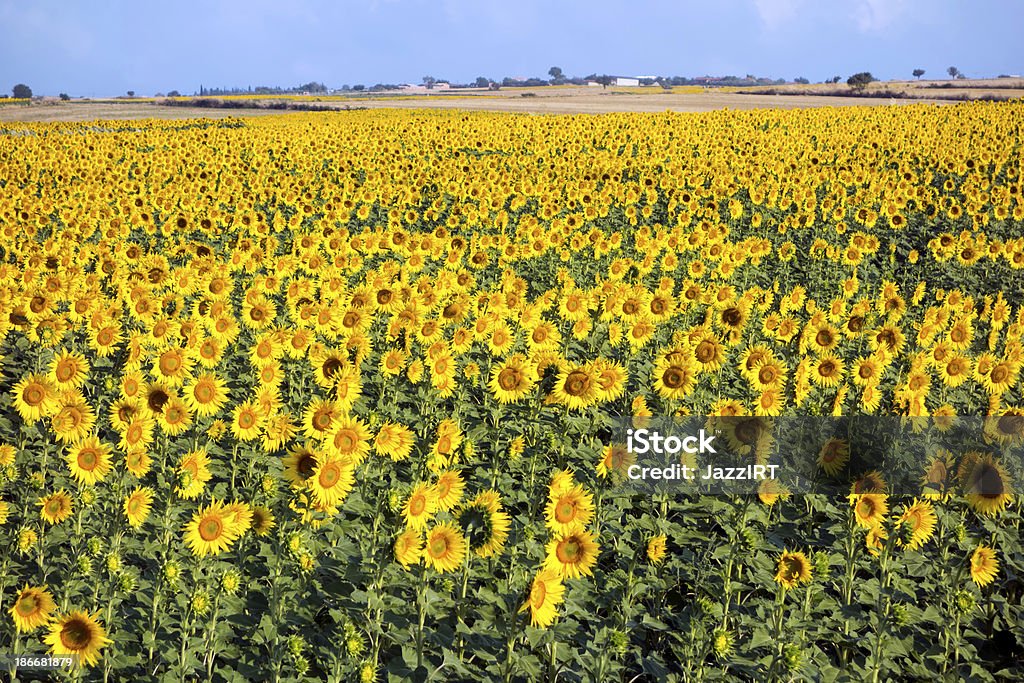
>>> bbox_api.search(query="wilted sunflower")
[969,545,999,587]
[44,610,111,667]
[774,550,812,589]
[520,569,565,628]
[921,450,955,499]
[10,585,56,632]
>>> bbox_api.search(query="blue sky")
[2,0,1021,96]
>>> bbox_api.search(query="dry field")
[0,86,970,122]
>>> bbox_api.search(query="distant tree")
[59,93,70,101]
[12,83,32,98]
[127,90,135,97]
[947,66,961,79]
[847,72,876,90]
[794,77,810,84]
[422,76,436,89]
[595,75,613,89]
[830,75,842,84]
[548,66,565,84]
[912,69,925,80]
[167,90,181,97]
[474,76,490,88]
[352,84,365,92]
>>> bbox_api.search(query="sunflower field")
[0,102,1022,682]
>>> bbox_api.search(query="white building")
[614,77,640,87]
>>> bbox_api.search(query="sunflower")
[851,356,882,387]
[37,489,73,525]
[652,351,695,401]
[152,346,193,387]
[520,569,565,628]
[184,500,245,557]
[176,449,212,499]
[545,483,595,535]
[373,422,415,461]
[124,448,152,478]
[301,398,340,441]
[229,400,262,442]
[758,478,790,507]
[423,522,467,573]
[596,442,636,479]
[44,610,111,667]
[394,529,423,569]
[159,397,193,436]
[488,354,536,404]
[969,545,999,587]
[850,470,887,496]
[251,506,276,536]
[544,529,600,580]
[984,410,1024,446]
[894,498,936,551]
[647,535,668,564]
[458,490,511,558]
[13,373,59,422]
[774,550,812,589]
[326,416,372,464]
[403,483,439,530]
[124,486,154,529]
[921,450,955,499]
[852,492,888,529]
[960,452,1013,516]
[810,353,844,388]
[817,438,849,477]
[865,524,888,557]
[62,434,111,485]
[690,331,725,372]
[10,585,56,632]
[49,350,90,389]
[433,470,465,511]
[307,455,355,508]
[283,444,320,490]
[184,373,230,417]
[50,391,96,445]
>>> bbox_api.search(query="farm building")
[614,77,640,87]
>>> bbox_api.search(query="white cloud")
[752,0,803,30]
[852,0,908,32]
